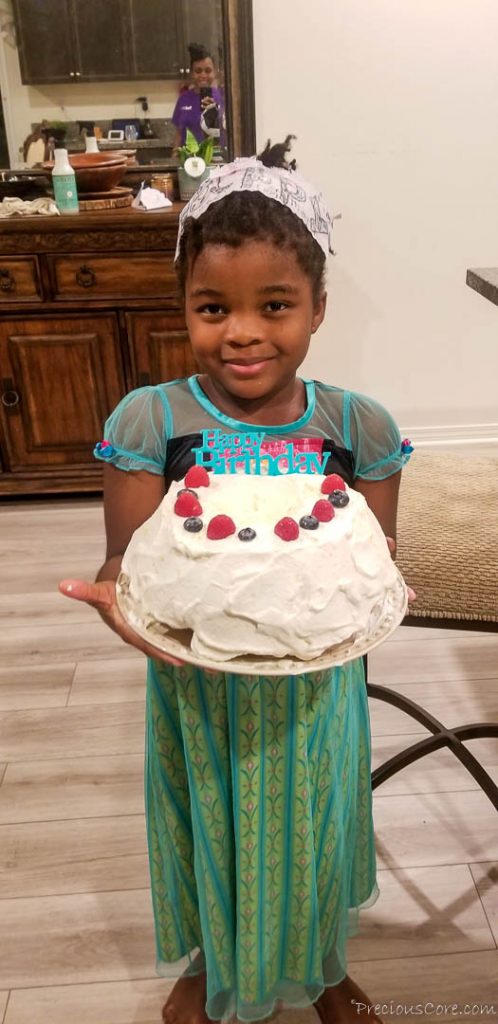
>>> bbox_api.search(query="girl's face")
[191,58,216,89]
[185,239,326,407]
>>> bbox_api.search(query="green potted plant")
[176,130,214,201]
[46,120,67,146]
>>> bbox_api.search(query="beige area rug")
[396,450,498,622]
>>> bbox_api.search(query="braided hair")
[188,42,213,66]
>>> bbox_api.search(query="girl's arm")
[60,465,183,664]
[353,471,401,552]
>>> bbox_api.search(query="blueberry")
[299,514,319,530]
[177,487,197,498]
[238,527,256,541]
[329,490,350,508]
[184,517,203,533]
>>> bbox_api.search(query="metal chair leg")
[366,667,498,811]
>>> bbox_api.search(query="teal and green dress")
[95,376,410,1022]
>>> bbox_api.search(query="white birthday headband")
[174,157,335,262]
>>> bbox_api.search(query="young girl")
[61,155,411,1024]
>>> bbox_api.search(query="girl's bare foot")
[315,974,382,1024]
[162,970,210,1024]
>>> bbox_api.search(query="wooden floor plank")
[0,620,137,667]
[0,993,8,1024]
[469,862,498,946]
[0,888,156,990]
[0,703,145,762]
[369,633,498,684]
[0,663,74,712]
[0,753,144,823]
[369,678,498,736]
[3,979,172,1024]
[0,591,97,628]
[374,790,498,868]
[351,949,498,1021]
[349,863,495,961]
[0,815,148,898]
[68,657,147,705]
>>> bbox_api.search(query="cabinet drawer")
[49,252,178,300]
[0,257,42,302]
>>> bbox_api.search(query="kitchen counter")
[466,268,498,306]
[0,202,183,234]
[0,204,185,253]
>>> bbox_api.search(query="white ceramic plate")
[116,570,408,676]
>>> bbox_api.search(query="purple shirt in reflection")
[172,86,225,145]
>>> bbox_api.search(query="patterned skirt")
[145,658,377,1022]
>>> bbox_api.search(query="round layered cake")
[118,467,406,665]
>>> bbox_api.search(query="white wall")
[253,0,498,439]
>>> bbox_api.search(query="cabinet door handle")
[0,269,15,293]
[76,265,96,288]
[1,377,20,411]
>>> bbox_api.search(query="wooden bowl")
[0,175,42,199]
[42,153,128,193]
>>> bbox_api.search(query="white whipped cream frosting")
[121,472,401,663]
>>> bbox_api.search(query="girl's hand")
[385,536,416,604]
[59,578,184,666]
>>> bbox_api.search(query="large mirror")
[0,0,255,171]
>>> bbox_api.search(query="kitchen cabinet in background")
[128,0,182,78]
[12,0,75,85]
[70,0,130,81]
[0,206,197,496]
[12,0,224,83]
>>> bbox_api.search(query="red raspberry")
[207,514,236,540]
[174,492,203,517]
[321,473,346,494]
[312,499,335,523]
[274,517,300,541]
[185,466,210,488]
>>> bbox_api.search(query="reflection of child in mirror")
[172,41,225,149]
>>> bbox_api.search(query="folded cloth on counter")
[132,185,172,211]
[0,196,60,218]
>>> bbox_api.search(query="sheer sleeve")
[347,391,412,481]
[93,386,170,475]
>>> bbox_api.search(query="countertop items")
[0,196,59,217]
[466,267,498,306]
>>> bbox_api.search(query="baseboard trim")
[400,423,498,447]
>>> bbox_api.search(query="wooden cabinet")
[179,0,224,69]
[48,253,178,301]
[13,0,130,83]
[0,314,124,472]
[0,206,190,495]
[126,311,197,386]
[0,257,42,302]
[12,0,75,84]
[128,0,182,78]
[70,0,130,81]
[12,0,223,83]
